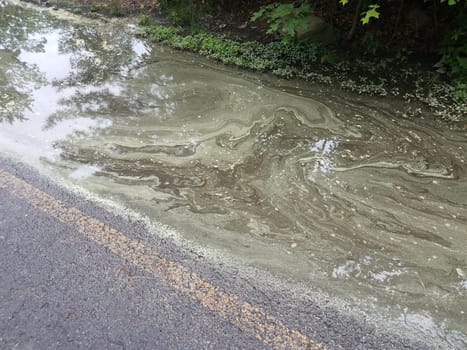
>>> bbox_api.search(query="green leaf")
[456,56,467,70]
[251,8,265,22]
[451,28,464,41]
[340,0,349,5]
[440,0,460,5]
[269,22,280,33]
[295,17,309,30]
[271,4,294,20]
[283,20,296,38]
[296,3,311,16]
[361,4,380,25]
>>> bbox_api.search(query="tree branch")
[347,0,364,41]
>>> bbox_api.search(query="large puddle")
[1,1,466,347]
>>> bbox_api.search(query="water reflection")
[0,4,49,122]
[0,1,148,124]
[306,137,339,181]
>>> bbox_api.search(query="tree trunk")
[347,0,364,41]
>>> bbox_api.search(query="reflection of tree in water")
[44,88,128,129]
[0,51,43,123]
[45,67,176,130]
[44,16,150,127]
[54,22,147,87]
[0,2,55,51]
[1,1,148,123]
[0,3,51,122]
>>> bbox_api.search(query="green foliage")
[89,0,124,16]
[143,24,331,74]
[393,48,412,64]
[168,9,184,26]
[337,0,467,101]
[441,0,466,5]
[361,32,380,55]
[90,3,108,12]
[361,4,380,25]
[138,13,151,26]
[340,0,466,26]
[438,10,467,104]
[440,11,467,84]
[109,0,125,17]
[251,1,312,42]
[72,5,85,14]
[453,82,467,101]
[145,26,182,43]
[336,0,380,27]
[159,0,213,28]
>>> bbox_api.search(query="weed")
[109,0,124,17]
[90,3,107,12]
[138,13,151,26]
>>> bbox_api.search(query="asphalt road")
[0,157,436,350]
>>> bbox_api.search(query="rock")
[296,15,339,44]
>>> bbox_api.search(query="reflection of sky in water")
[331,256,409,285]
[121,36,150,77]
[69,164,103,180]
[0,114,111,161]
[150,79,176,119]
[307,138,339,182]
[370,269,403,282]
[19,32,72,82]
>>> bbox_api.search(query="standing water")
[0,1,466,348]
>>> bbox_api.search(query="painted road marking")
[0,170,328,350]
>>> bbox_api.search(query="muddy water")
[1,1,466,347]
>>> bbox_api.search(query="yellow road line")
[0,169,328,350]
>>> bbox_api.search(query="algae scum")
[1,1,466,347]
